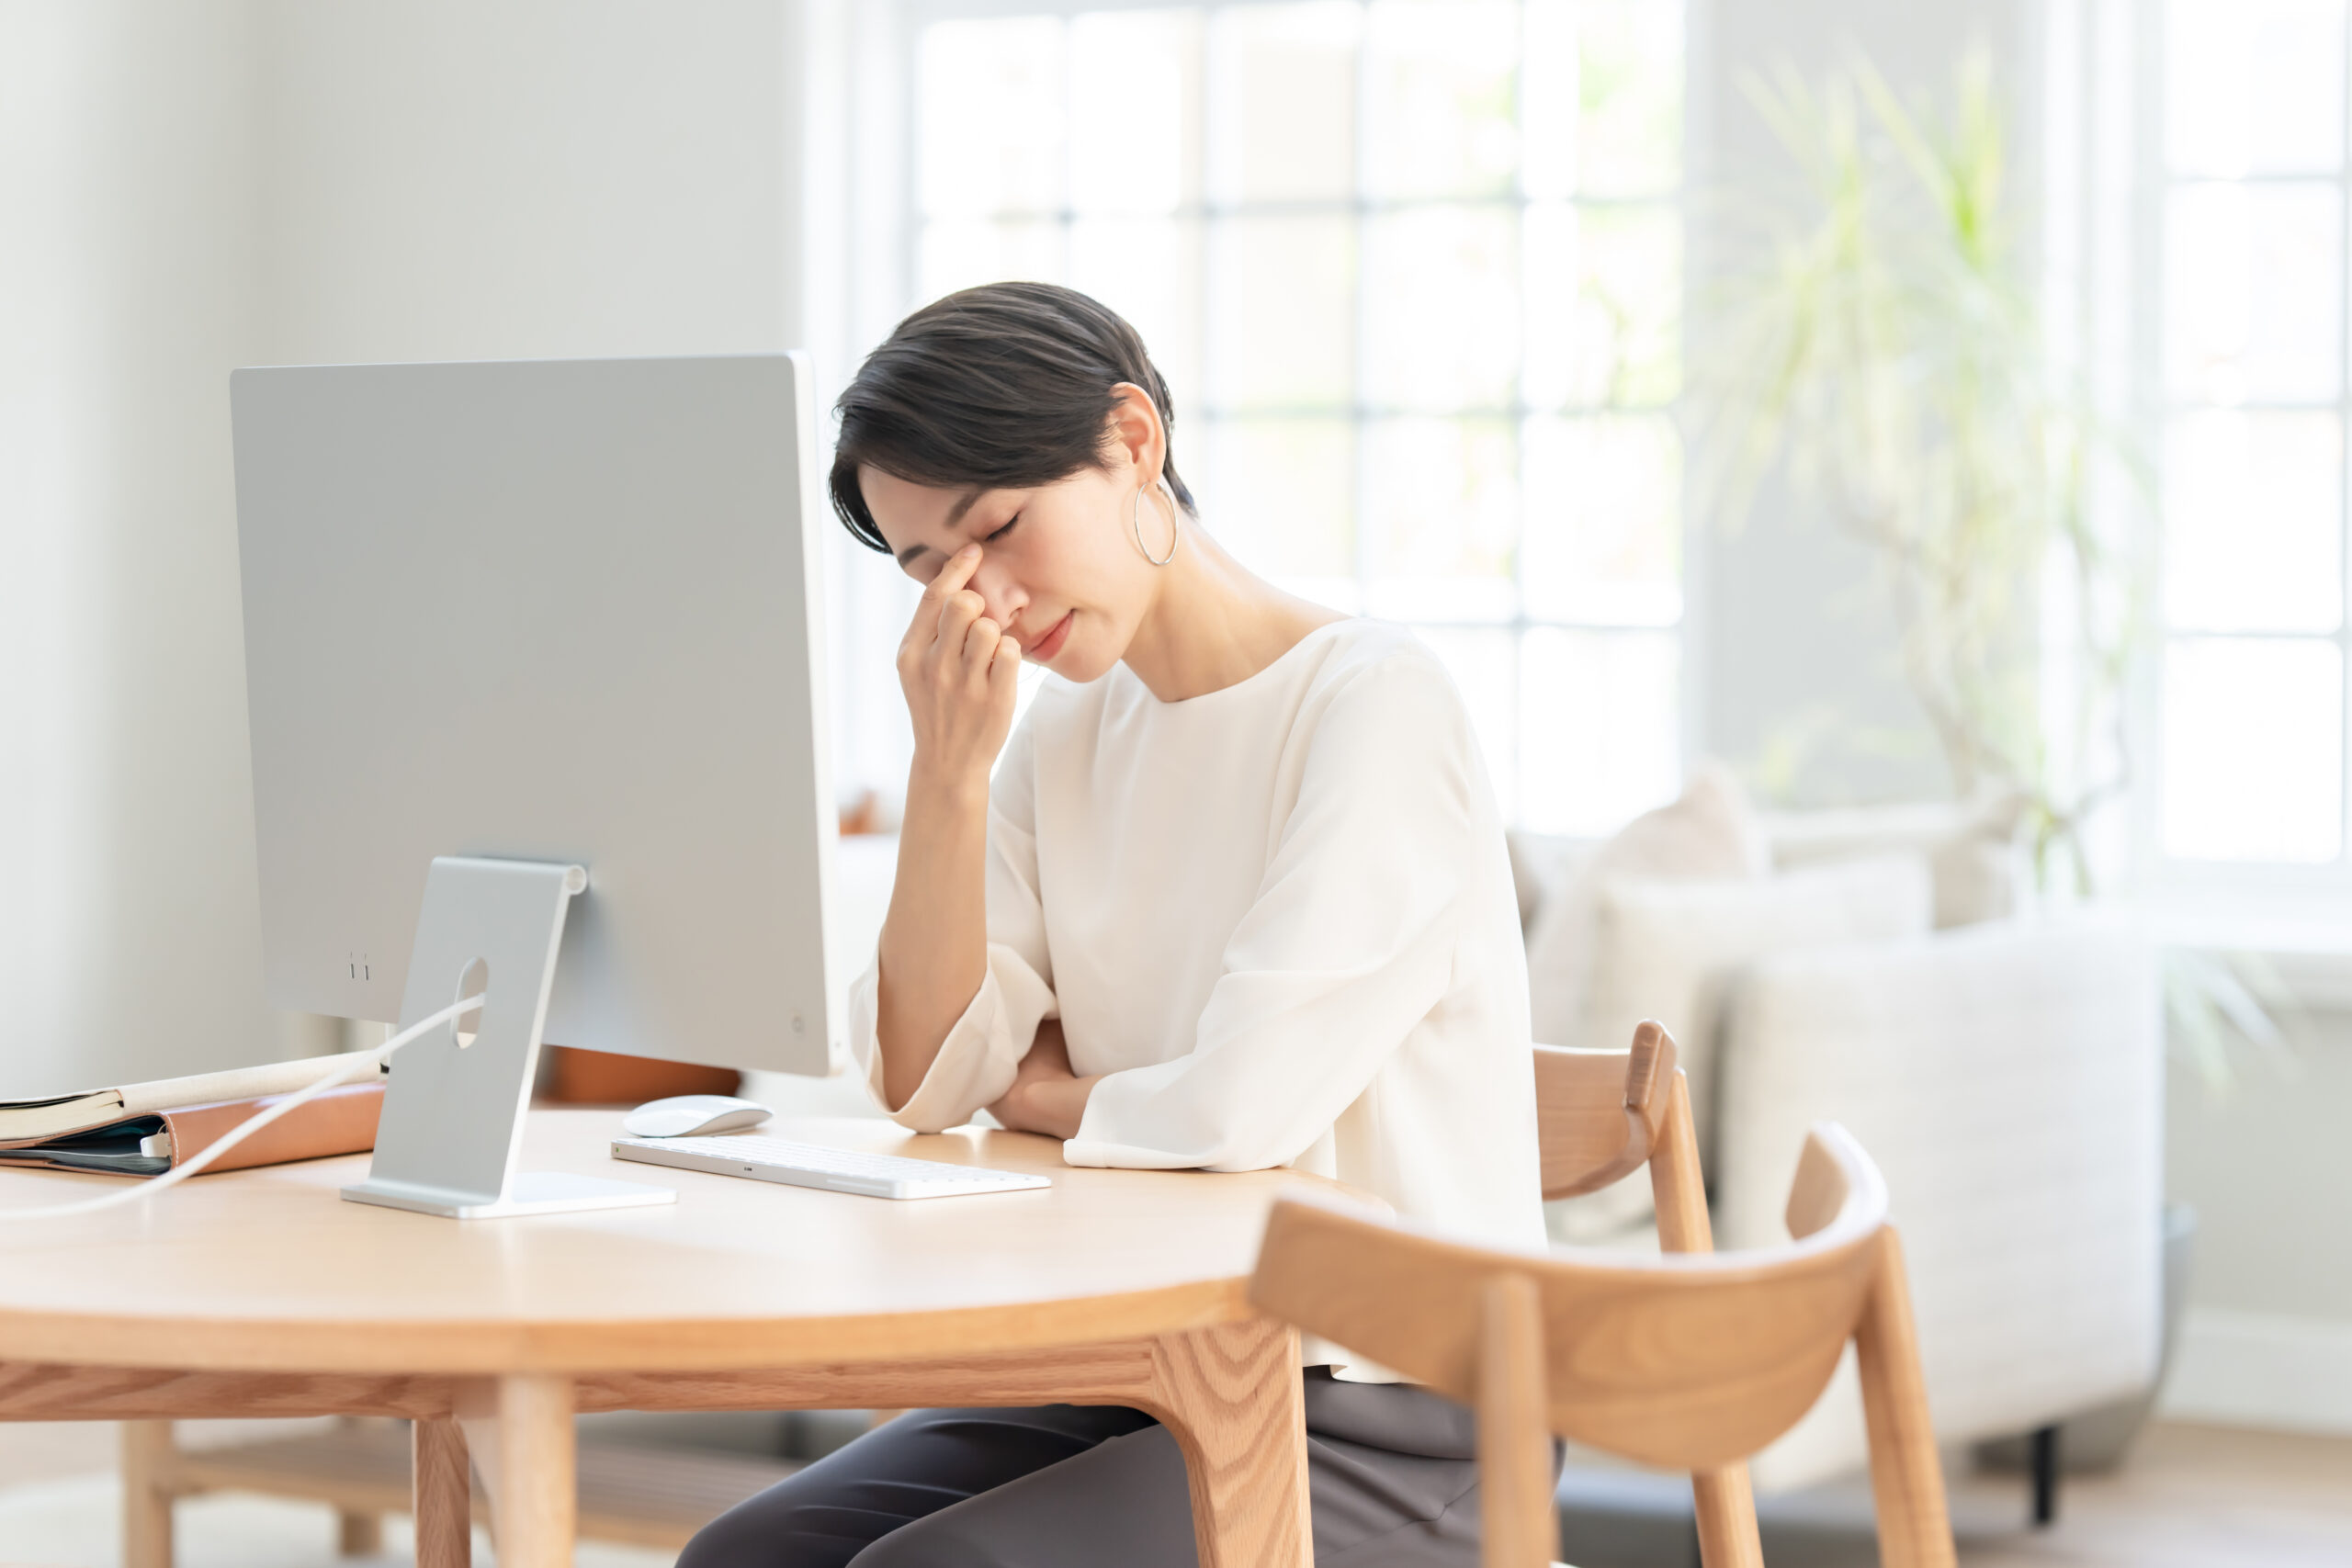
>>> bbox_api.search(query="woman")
[680,282,1545,1568]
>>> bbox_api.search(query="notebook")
[0,1051,381,1145]
[0,1060,387,1178]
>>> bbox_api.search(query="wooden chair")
[1532,1022,1767,1567]
[1250,1107,1954,1568]
[1533,1021,1702,1221]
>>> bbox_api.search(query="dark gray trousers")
[675,1371,1517,1567]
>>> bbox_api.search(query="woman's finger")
[934,590,987,658]
[963,615,1002,672]
[925,543,983,602]
[989,631,1023,699]
[899,545,984,653]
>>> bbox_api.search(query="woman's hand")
[988,1019,1101,1140]
[899,545,1023,795]
[875,547,1020,1111]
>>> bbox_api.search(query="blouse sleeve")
[1064,652,1475,1172]
[845,717,1057,1133]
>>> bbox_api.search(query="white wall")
[1,1,266,1096]
[2163,1020,2352,1433]
[253,0,799,366]
[1689,0,2034,807]
[1,1,813,1097]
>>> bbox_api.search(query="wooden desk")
[0,1111,1319,1567]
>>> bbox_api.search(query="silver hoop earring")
[1130,477,1180,567]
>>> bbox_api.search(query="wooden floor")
[1950,1422,2352,1568]
[0,1419,2346,1567]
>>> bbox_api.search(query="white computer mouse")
[621,1094,773,1139]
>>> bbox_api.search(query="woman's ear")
[1104,383,1166,486]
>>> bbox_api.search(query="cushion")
[1761,790,2027,929]
[1547,854,1934,1241]
[1523,761,1770,1053]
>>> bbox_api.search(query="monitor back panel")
[233,354,836,1077]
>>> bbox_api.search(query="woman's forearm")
[874,759,992,1111]
[998,1068,1102,1140]
[987,1018,1102,1139]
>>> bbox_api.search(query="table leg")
[336,1508,384,1556]
[413,1416,473,1568]
[336,1416,385,1557]
[1148,1318,1311,1568]
[492,1374,576,1568]
[121,1419,176,1568]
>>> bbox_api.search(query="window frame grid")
[2149,0,2352,890]
[901,0,1687,831]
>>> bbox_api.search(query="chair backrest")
[1532,1022,1672,1201]
[1531,1022,1754,1567]
[1250,1121,1954,1568]
[1532,1021,1714,1253]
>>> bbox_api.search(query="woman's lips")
[1027,611,1075,661]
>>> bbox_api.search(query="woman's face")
[860,406,1173,683]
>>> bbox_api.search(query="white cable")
[0,994,484,1223]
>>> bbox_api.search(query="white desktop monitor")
[232,353,840,1085]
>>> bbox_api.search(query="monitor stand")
[341,855,676,1220]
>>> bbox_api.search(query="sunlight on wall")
[1,8,116,1080]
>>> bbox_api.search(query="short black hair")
[829,281,1195,555]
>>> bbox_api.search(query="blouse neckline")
[1114,616,1358,712]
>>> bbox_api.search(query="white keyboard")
[611,1133,1052,1201]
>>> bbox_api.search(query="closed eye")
[983,513,1022,543]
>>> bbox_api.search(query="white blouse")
[848,618,1547,1363]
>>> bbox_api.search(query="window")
[2157,0,2352,868]
[896,0,1686,834]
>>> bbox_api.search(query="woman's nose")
[969,559,1026,629]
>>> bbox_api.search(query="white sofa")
[1513,785,2165,1492]
[1714,915,2160,1487]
